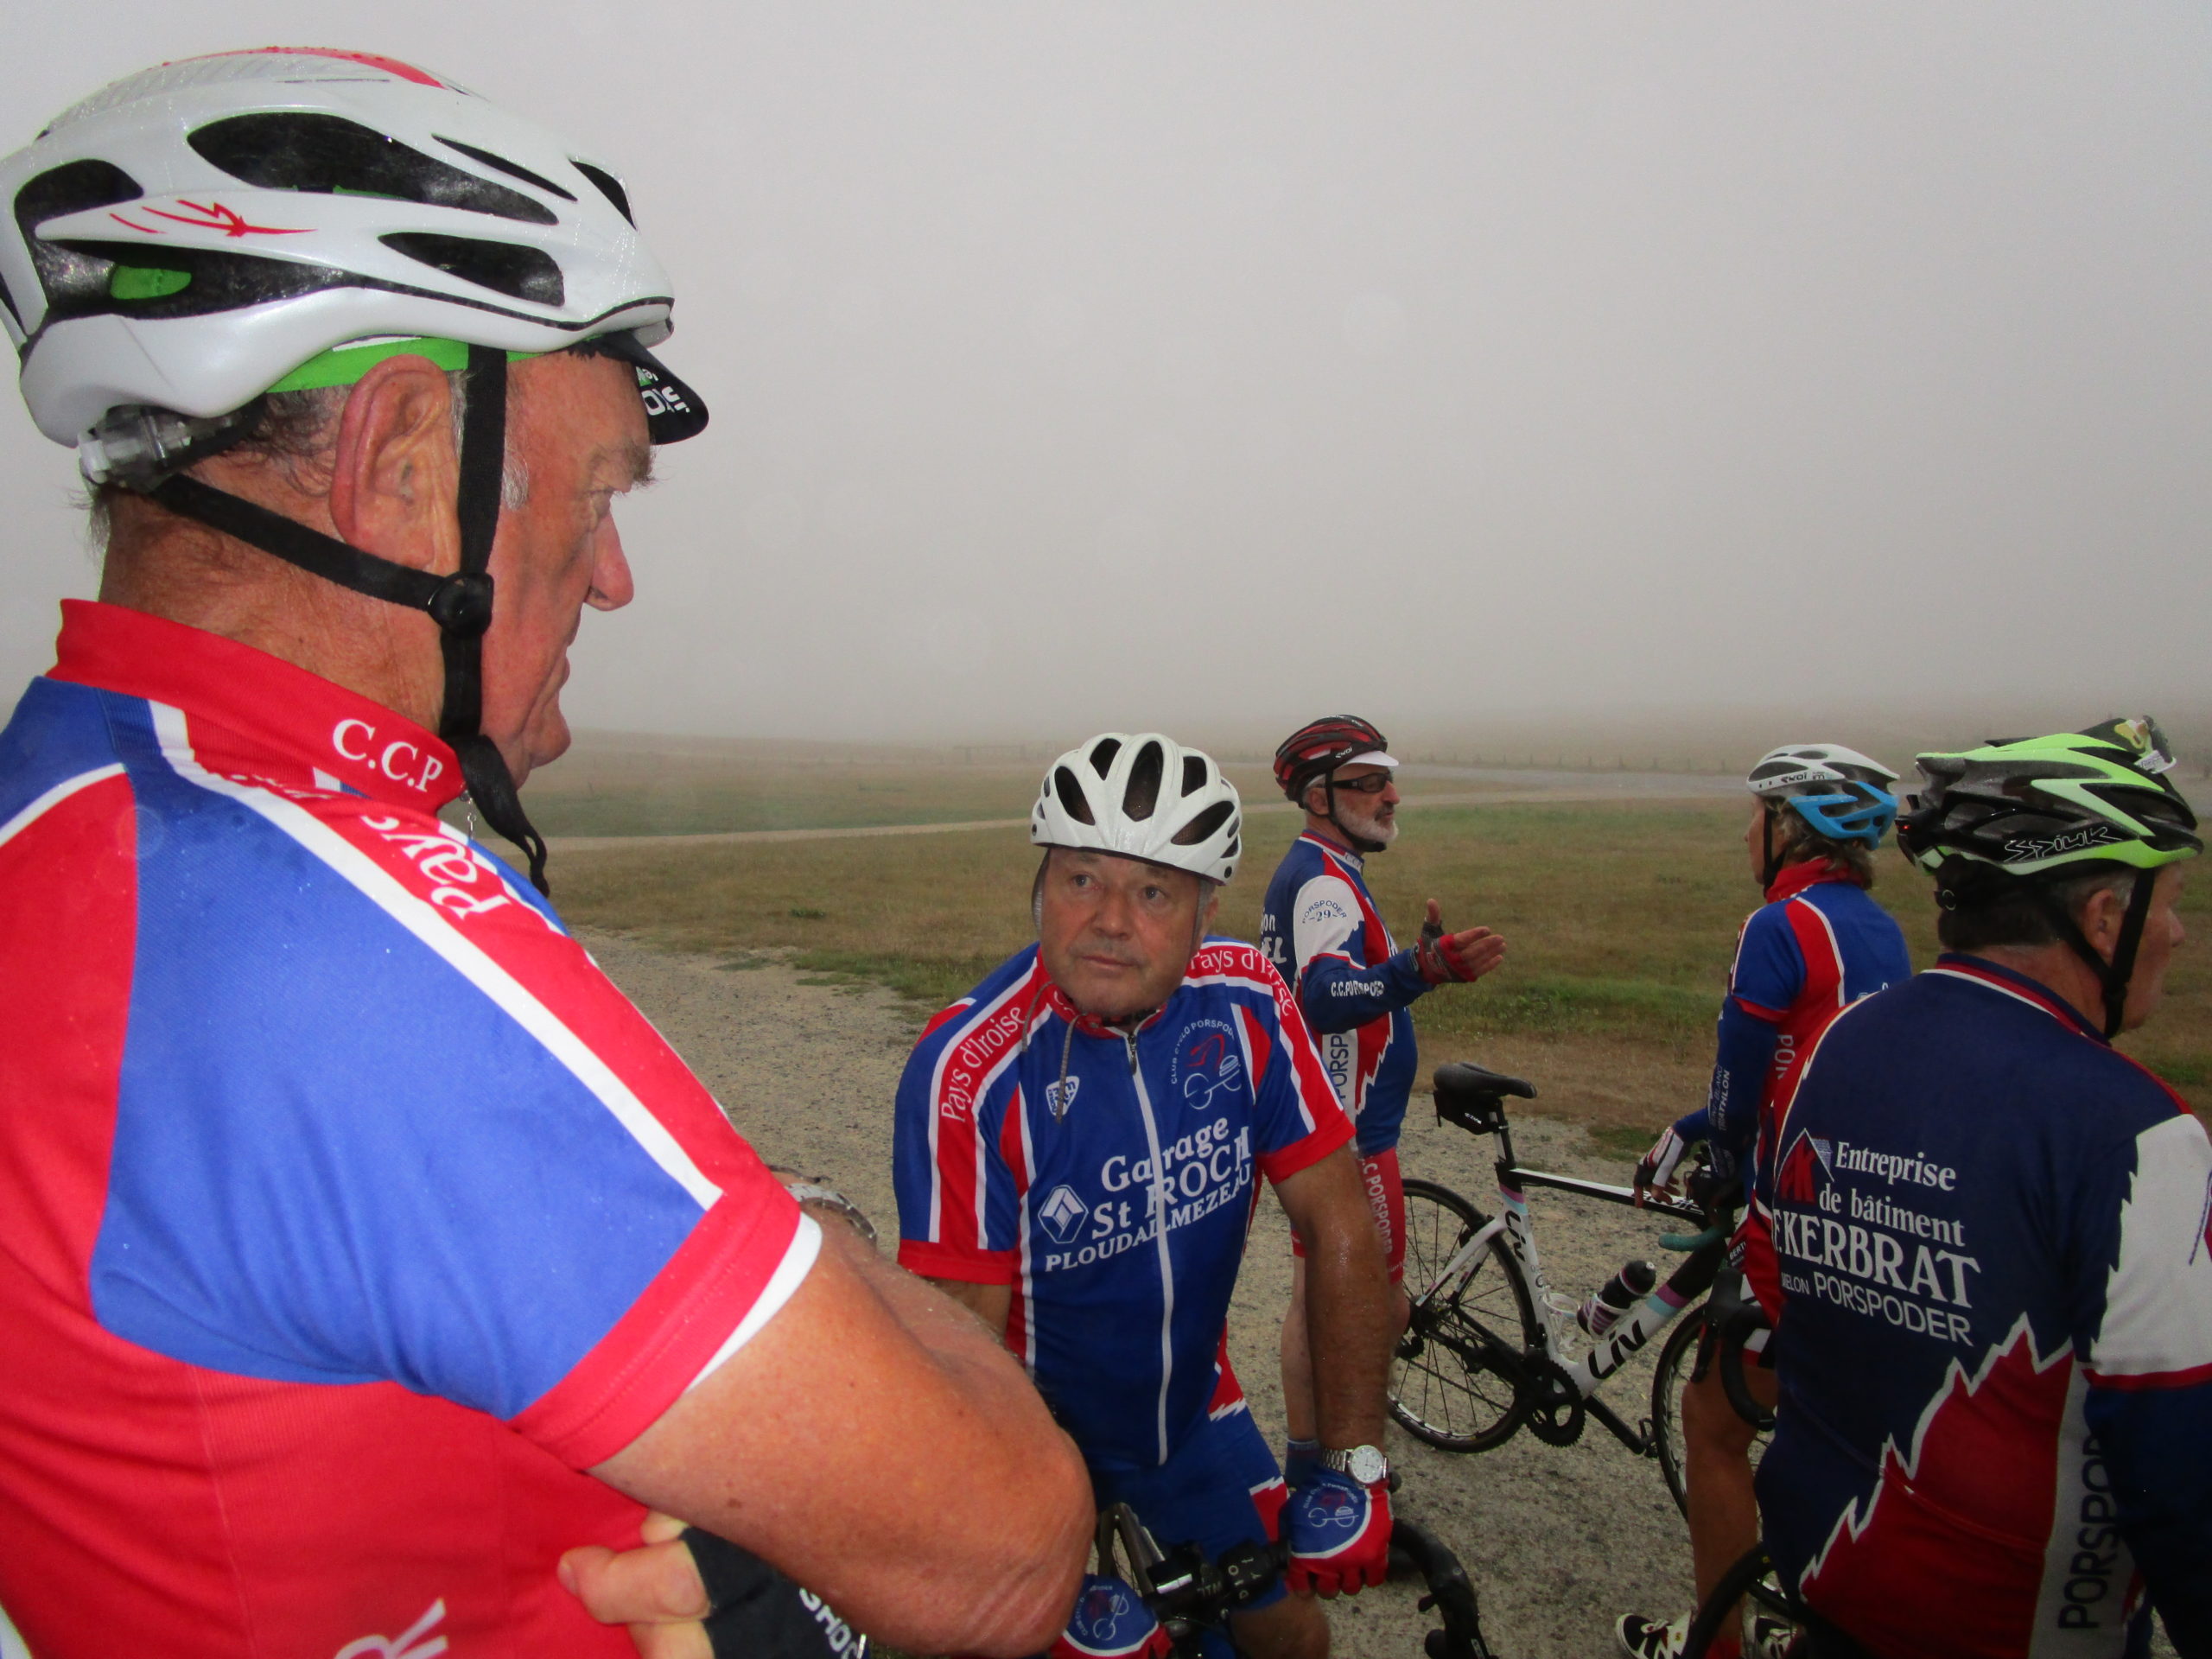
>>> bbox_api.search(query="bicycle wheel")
[1651,1304,1775,1519]
[1389,1178,1537,1452]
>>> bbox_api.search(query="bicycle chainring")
[1522,1357,1586,1446]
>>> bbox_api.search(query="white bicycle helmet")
[1031,733,1243,885]
[0,49,709,898]
[1,48,701,453]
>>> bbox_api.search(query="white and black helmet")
[0,49,710,899]
[1,48,703,452]
[1032,733,1243,885]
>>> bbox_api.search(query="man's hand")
[1414,900,1504,986]
[559,1512,711,1659]
[1050,1574,1172,1659]
[1281,1466,1392,1598]
[1632,1124,1691,1203]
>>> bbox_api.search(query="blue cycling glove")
[1282,1467,1391,1598]
[1049,1573,1170,1659]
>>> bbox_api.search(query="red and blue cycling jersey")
[893,941,1352,1470]
[1673,860,1911,1186]
[1259,832,1428,1157]
[0,602,817,1656]
[1751,957,2212,1658]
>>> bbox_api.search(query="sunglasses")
[1332,773,1393,795]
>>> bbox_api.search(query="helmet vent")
[1052,766,1094,826]
[1088,736,1122,774]
[15,159,143,310]
[189,113,558,226]
[571,162,633,226]
[435,136,575,201]
[1181,754,1210,795]
[1122,741,1165,821]
[380,233,563,305]
[1173,803,1236,847]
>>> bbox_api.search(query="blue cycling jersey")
[893,941,1352,1469]
[1259,833,1429,1157]
[1751,957,2212,1659]
[1675,861,1911,1184]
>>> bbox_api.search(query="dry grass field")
[550,793,2212,1139]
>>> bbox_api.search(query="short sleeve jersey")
[1258,833,1428,1157]
[893,941,1352,1470]
[1752,958,2212,1658]
[0,603,817,1656]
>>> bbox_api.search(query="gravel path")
[585,928,1707,1659]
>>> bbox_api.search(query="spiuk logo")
[2002,823,2120,862]
[1044,1074,1081,1118]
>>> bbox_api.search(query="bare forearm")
[1305,1230,1391,1447]
[594,1224,1089,1656]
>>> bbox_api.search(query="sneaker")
[1748,1615,1801,1659]
[1614,1611,1690,1659]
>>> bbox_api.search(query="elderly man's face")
[1038,849,1215,1022]
[480,351,649,781]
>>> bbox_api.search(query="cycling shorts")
[1290,1146,1406,1284]
[1085,1365,1289,1616]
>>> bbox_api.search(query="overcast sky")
[3,5,2206,744]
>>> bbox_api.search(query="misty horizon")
[3,6,2206,747]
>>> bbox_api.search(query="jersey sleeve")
[893,1001,1025,1285]
[1234,957,1355,1184]
[1727,904,1807,1020]
[1700,995,1783,1172]
[1288,874,1428,1034]
[86,823,817,1473]
[2076,1110,2212,1651]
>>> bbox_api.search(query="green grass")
[552,798,2212,1116]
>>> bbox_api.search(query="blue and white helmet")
[1747,743,1900,847]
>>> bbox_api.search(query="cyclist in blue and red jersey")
[897,733,1401,1659]
[1749,719,2207,1659]
[0,52,1086,1658]
[1259,716,1506,1485]
[1618,744,1912,1659]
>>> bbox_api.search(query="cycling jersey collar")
[47,600,464,815]
[1764,857,1853,905]
[1929,953,2108,1045]
[1034,976,1169,1038]
[1300,830,1363,871]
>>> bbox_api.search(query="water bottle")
[1577,1260,1657,1336]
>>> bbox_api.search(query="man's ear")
[1204,891,1221,927]
[2075,880,2128,957]
[326,355,463,575]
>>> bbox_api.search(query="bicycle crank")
[1522,1357,1586,1446]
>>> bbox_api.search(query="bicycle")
[1388,1061,1771,1513]
[1094,1502,1500,1659]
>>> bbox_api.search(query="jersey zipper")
[1124,1027,1179,1465]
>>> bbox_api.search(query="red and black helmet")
[1274,715,1391,804]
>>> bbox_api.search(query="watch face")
[1336,1445,1389,1485]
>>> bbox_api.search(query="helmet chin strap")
[143,345,550,894]
[2031,872,2157,1040]
[1759,805,1785,890]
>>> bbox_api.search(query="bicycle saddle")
[1432,1063,1536,1102]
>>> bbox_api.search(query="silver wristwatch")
[784,1182,879,1248]
[1319,1444,1390,1485]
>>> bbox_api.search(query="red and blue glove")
[1281,1466,1391,1598]
[1049,1573,1171,1659]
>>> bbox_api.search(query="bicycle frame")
[1412,1099,1729,1452]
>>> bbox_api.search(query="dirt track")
[585,928,1719,1659]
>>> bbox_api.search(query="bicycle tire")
[1651,1302,1777,1519]
[1389,1179,1537,1452]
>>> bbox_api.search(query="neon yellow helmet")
[1896,716,2199,880]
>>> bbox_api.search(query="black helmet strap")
[2030,869,2157,1040]
[143,344,550,894]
